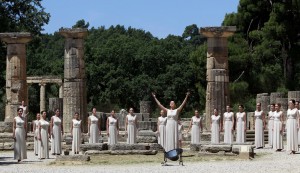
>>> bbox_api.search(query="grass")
[48,151,245,166]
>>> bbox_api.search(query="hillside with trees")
[0,0,299,121]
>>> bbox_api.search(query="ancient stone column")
[48,98,63,119]
[200,26,236,129]
[59,28,88,133]
[140,101,151,114]
[139,101,151,121]
[59,83,63,98]
[270,92,284,105]
[256,93,268,105]
[261,95,270,112]
[288,91,300,102]
[0,33,32,123]
[39,83,46,112]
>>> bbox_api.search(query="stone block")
[138,121,157,131]
[26,142,34,150]
[80,143,108,152]
[200,144,232,153]
[190,144,201,151]
[109,144,147,151]
[84,150,111,155]
[0,122,14,133]
[56,155,90,161]
[239,145,254,159]
[149,143,164,151]
[137,136,157,143]
[198,151,224,157]
[3,142,14,150]
[110,150,157,155]
[138,130,156,136]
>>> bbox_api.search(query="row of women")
[13,106,139,162]
[252,100,300,155]
[207,100,300,155]
[87,107,139,144]
[13,108,66,162]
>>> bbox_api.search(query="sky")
[41,0,240,38]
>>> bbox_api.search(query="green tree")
[0,0,50,118]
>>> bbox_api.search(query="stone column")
[60,28,88,133]
[59,83,63,98]
[288,91,300,102]
[139,101,151,121]
[200,26,236,129]
[140,101,151,114]
[0,33,32,123]
[39,83,46,112]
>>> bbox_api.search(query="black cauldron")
[164,148,183,161]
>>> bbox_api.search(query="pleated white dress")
[211,115,220,144]
[191,116,201,144]
[254,111,264,148]
[14,116,27,160]
[72,119,81,153]
[127,114,137,144]
[268,111,275,146]
[286,108,298,152]
[157,116,167,148]
[236,112,246,143]
[38,120,49,159]
[298,110,300,144]
[34,120,39,155]
[108,117,118,145]
[165,109,178,152]
[51,116,62,154]
[272,111,283,150]
[89,115,99,144]
[224,112,233,144]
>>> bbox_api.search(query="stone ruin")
[0,29,89,133]
[200,26,236,130]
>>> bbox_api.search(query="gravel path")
[1,148,300,173]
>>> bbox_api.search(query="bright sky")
[41,0,239,38]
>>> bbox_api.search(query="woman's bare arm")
[152,93,167,112]
[177,92,190,112]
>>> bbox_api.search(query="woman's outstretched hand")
[186,91,190,96]
[151,92,156,98]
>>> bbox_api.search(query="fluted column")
[0,33,32,123]
[60,28,88,133]
[39,83,46,112]
[200,26,236,129]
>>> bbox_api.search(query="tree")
[222,0,300,111]
[72,19,89,29]
[0,0,50,119]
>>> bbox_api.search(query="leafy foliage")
[0,0,50,119]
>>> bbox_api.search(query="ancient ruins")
[0,33,32,126]
[200,26,236,128]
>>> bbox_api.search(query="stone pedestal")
[200,26,236,129]
[60,28,88,133]
[0,33,32,124]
